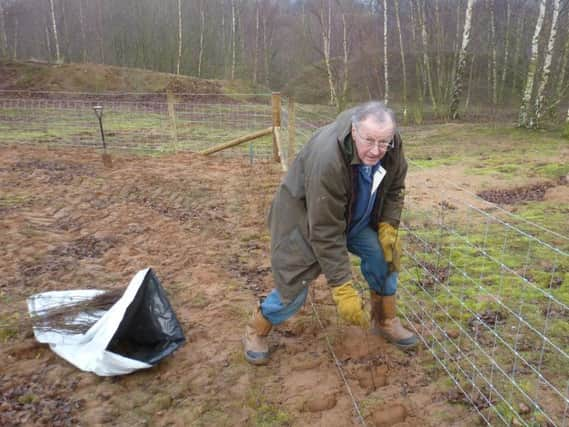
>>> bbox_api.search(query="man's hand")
[378,222,401,272]
[331,282,370,328]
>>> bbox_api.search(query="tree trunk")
[383,0,389,105]
[511,5,526,96]
[465,53,475,110]
[231,0,236,80]
[45,23,52,60]
[555,24,569,99]
[198,1,205,77]
[449,0,475,119]
[97,0,104,64]
[419,0,437,111]
[534,0,560,126]
[221,3,226,78]
[79,0,87,62]
[488,0,497,106]
[262,12,269,88]
[12,16,17,60]
[394,0,407,118]
[518,0,546,127]
[319,0,337,106]
[0,3,8,58]
[253,1,259,84]
[49,0,61,63]
[339,13,350,111]
[176,0,182,75]
[499,0,511,103]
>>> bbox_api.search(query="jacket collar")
[335,107,363,166]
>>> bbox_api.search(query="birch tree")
[253,1,260,84]
[488,0,497,105]
[49,0,61,63]
[518,0,546,127]
[0,2,7,57]
[198,0,205,77]
[316,0,337,106]
[394,0,407,118]
[176,0,182,75]
[78,0,87,62]
[534,0,561,126]
[383,0,389,105]
[499,0,511,103]
[449,0,475,119]
[419,0,438,111]
[231,0,236,80]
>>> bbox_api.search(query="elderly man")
[243,101,418,365]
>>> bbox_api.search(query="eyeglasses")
[353,127,394,151]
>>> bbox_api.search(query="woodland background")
[0,0,568,126]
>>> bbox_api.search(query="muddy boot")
[370,294,418,350]
[243,306,272,365]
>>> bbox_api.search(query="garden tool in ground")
[370,293,418,350]
[243,305,272,365]
[94,105,112,168]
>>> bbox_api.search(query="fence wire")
[400,161,569,426]
[2,91,567,425]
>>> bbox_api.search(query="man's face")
[352,117,395,166]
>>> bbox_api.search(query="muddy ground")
[1,144,509,426]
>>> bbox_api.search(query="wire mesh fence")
[0,90,278,157]
[1,90,567,425]
[400,160,569,426]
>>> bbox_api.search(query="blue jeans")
[261,226,397,325]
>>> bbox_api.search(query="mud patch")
[50,235,117,259]
[0,373,83,426]
[477,182,556,204]
[10,159,95,185]
[371,403,407,426]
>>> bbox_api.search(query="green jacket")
[267,107,407,302]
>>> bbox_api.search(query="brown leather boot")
[243,305,272,365]
[371,293,418,350]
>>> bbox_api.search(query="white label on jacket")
[371,166,386,195]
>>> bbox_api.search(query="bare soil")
[1,145,486,426]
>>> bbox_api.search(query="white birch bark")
[518,0,546,127]
[198,1,205,77]
[383,0,389,105]
[394,0,407,117]
[319,0,337,106]
[499,0,511,102]
[176,0,182,75]
[534,0,560,125]
[79,0,87,62]
[449,0,475,119]
[231,0,236,80]
[49,0,61,63]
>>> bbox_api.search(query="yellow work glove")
[331,282,370,328]
[378,222,401,272]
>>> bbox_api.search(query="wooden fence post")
[287,97,296,167]
[167,90,178,151]
[271,92,281,163]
